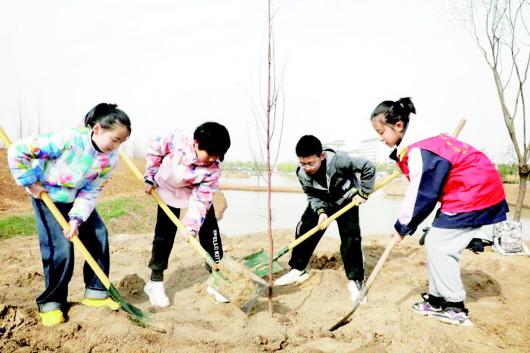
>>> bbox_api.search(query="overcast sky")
[0,0,524,162]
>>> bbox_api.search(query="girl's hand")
[26,183,46,199]
[64,220,79,240]
[144,182,154,194]
[391,230,404,244]
[317,213,329,230]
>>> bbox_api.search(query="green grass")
[0,214,36,238]
[0,196,157,239]
[97,198,129,219]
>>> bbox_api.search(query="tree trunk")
[266,0,274,316]
[514,165,529,221]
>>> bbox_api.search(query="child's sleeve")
[341,155,376,199]
[395,148,451,235]
[181,169,221,234]
[68,161,117,222]
[7,131,68,186]
[337,154,375,199]
[144,132,174,184]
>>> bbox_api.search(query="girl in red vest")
[370,97,508,326]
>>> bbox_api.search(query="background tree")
[464,0,530,221]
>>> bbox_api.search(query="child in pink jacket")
[142,122,230,307]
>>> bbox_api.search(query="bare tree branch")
[465,0,530,220]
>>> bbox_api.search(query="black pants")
[148,204,223,281]
[288,204,364,281]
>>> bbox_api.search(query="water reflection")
[219,190,429,239]
[219,175,530,240]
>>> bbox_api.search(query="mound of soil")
[0,230,528,353]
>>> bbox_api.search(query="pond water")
[218,175,530,240]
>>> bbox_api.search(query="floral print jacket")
[8,127,117,222]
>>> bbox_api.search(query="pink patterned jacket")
[144,130,221,233]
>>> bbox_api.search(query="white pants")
[425,227,479,303]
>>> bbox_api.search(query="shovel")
[244,171,403,277]
[329,118,466,331]
[0,127,166,333]
[119,152,267,314]
[245,119,467,277]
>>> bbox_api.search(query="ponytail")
[84,103,131,134]
[370,97,416,128]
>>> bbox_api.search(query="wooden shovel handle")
[329,118,467,331]
[119,152,217,268]
[41,193,112,288]
[289,118,467,252]
[0,126,112,289]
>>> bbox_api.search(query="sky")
[0,0,525,163]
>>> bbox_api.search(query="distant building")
[323,138,391,164]
[323,140,346,151]
[346,147,363,158]
[360,137,392,164]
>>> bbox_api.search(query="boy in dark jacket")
[275,135,375,303]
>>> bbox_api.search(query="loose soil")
[0,231,529,353]
[1,150,530,352]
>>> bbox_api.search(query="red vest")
[397,134,505,213]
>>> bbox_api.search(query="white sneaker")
[207,286,229,303]
[274,269,309,286]
[348,280,367,305]
[144,281,170,307]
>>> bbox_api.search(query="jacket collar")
[388,126,419,162]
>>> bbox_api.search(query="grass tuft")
[0,196,157,239]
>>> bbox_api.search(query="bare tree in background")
[464,0,530,221]
[250,0,285,314]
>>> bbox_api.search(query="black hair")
[296,135,323,157]
[194,122,231,160]
[84,103,131,135]
[370,97,416,129]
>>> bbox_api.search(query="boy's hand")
[26,183,46,199]
[64,220,79,240]
[317,213,329,230]
[178,228,197,242]
[144,182,155,194]
[351,194,367,205]
[391,230,404,244]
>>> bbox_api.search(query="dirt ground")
[1,151,530,352]
[0,230,529,353]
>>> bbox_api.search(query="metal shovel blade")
[0,128,165,333]
[108,285,167,333]
[118,152,267,314]
[207,255,269,313]
[244,248,285,277]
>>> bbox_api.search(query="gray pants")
[425,226,479,303]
